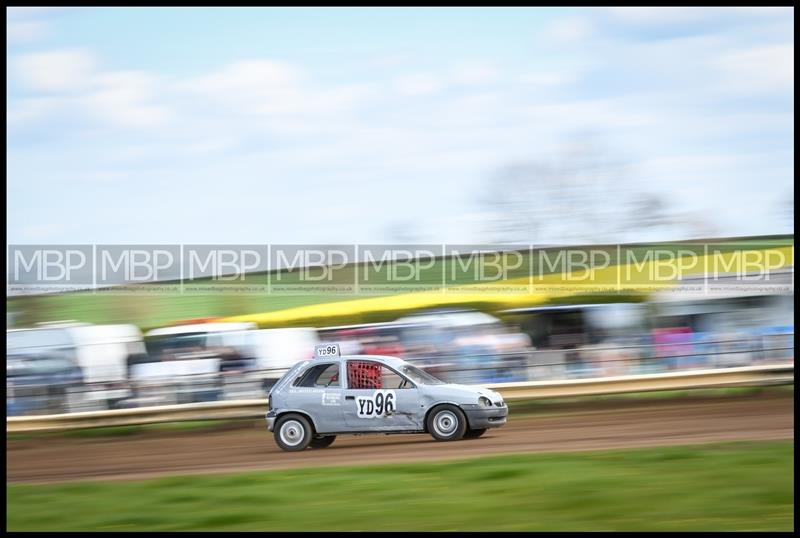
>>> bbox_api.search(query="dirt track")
[7,391,794,484]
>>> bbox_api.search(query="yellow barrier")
[220,245,793,328]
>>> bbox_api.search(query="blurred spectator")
[564,345,583,378]
[652,326,694,371]
[218,346,253,374]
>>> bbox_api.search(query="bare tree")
[783,191,794,230]
[385,219,421,243]
[482,139,646,244]
[678,211,721,239]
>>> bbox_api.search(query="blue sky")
[6,7,794,245]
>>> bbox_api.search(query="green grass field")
[7,441,794,531]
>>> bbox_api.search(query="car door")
[284,361,343,434]
[342,360,421,431]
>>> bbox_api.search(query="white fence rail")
[7,363,793,433]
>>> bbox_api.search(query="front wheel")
[310,435,336,449]
[274,414,313,452]
[427,404,467,442]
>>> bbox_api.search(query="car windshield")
[400,364,445,385]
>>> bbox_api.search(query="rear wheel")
[274,414,313,452]
[427,404,467,441]
[464,428,487,439]
[309,435,336,449]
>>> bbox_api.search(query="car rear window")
[294,363,340,388]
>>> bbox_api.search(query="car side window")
[346,361,413,390]
[294,363,340,388]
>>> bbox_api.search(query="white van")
[68,324,146,385]
[249,327,320,376]
[144,322,258,363]
[140,322,259,404]
[7,322,146,410]
[205,326,320,386]
[138,323,320,399]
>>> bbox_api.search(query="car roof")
[312,354,408,368]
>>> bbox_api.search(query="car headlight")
[478,396,492,408]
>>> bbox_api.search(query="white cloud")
[14,49,96,92]
[85,71,171,128]
[393,62,498,97]
[522,99,657,130]
[19,223,74,241]
[10,50,171,129]
[6,96,61,126]
[606,7,712,25]
[6,20,48,44]
[185,59,373,120]
[435,92,508,128]
[520,71,577,88]
[450,62,499,86]
[394,73,445,96]
[717,44,794,94]
[609,6,792,25]
[368,53,410,69]
[543,17,592,43]
[190,59,304,96]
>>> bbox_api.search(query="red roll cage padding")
[347,361,383,390]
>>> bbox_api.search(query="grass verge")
[6,441,794,531]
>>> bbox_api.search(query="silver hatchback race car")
[266,345,508,451]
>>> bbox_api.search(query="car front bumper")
[464,405,508,429]
[266,411,277,432]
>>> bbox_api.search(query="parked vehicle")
[204,326,320,389]
[143,322,258,362]
[236,327,320,385]
[7,353,83,415]
[68,323,147,406]
[7,322,146,411]
[139,322,258,404]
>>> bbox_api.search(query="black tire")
[309,435,336,449]
[464,428,487,439]
[274,413,313,452]
[427,404,468,442]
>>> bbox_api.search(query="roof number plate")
[315,344,341,358]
